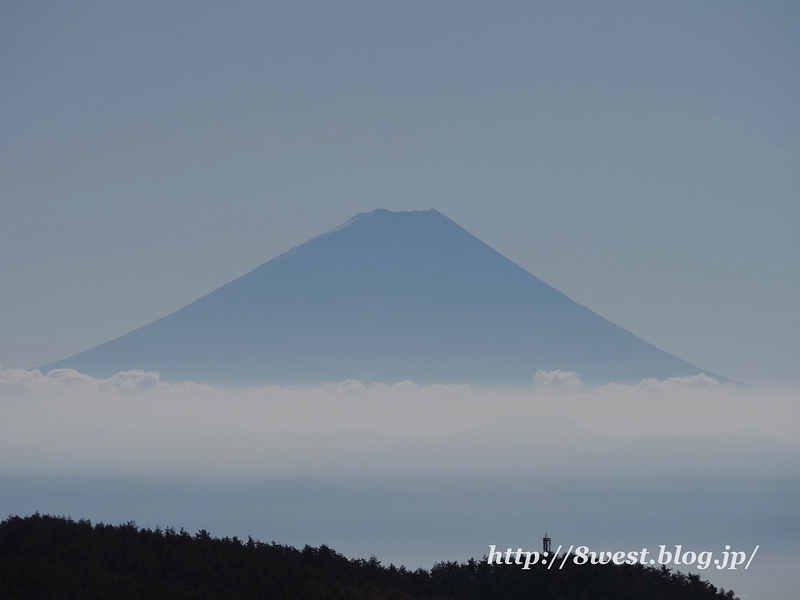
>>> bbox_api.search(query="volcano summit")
[43,209,717,385]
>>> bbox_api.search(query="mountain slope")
[42,209,717,384]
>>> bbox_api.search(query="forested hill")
[0,514,737,600]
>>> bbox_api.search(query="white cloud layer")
[1,368,798,477]
[533,369,584,389]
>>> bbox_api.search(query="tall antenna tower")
[543,531,551,554]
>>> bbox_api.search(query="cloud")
[0,368,164,393]
[0,368,797,477]
[533,369,584,389]
[617,373,726,391]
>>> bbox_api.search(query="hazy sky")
[1,1,798,385]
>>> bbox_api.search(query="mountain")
[42,209,719,385]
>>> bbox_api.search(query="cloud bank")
[0,368,797,477]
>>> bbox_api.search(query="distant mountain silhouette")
[42,209,720,385]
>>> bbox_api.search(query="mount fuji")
[42,209,719,385]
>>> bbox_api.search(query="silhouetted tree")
[0,514,738,600]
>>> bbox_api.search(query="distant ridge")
[43,209,720,385]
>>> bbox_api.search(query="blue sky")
[1,1,798,385]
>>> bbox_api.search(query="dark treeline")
[0,514,737,600]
